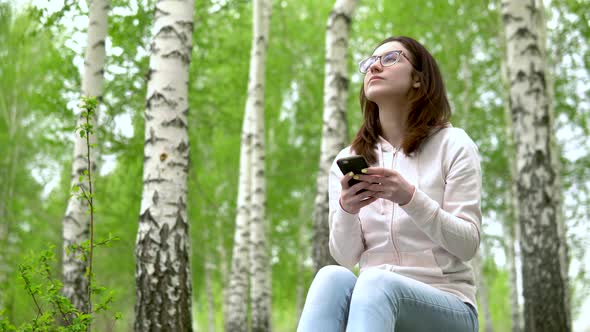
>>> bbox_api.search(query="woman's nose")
[368,59,382,73]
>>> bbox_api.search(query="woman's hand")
[353,167,415,205]
[339,172,378,214]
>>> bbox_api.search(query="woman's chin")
[366,89,394,103]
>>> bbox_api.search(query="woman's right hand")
[339,172,378,214]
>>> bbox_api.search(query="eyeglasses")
[358,50,416,74]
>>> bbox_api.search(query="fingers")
[361,167,395,177]
[348,181,371,194]
[341,191,378,214]
[356,196,378,208]
[340,171,354,189]
[352,173,383,184]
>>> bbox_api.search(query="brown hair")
[351,36,451,164]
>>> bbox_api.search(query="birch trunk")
[204,256,215,332]
[62,0,109,313]
[295,203,307,323]
[249,0,272,331]
[215,207,229,330]
[0,160,11,314]
[539,6,571,325]
[474,250,494,332]
[0,105,19,315]
[500,31,523,332]
[134,0,195,330]
[501,0,570,330]
[225,63,254,332]
[508,221,523,332]
[312,0,357,272]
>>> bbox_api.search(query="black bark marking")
[520,43,542,57]
[162,50,191,65]
[145,177,168,185]
[329,11,352,26]
[510,27,537,41]
[145,127,167,146]
[162,117,187,128]
[152,190,159,205]
[155,6,170,19]
[146,91,178,109]
[139,209,158,228]
[154,25,184,42]
[502,13,524,24]
[176,141,189,153]
[145,68,155,82]
[92,40,105,49]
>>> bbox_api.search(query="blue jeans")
[297,265,478,332]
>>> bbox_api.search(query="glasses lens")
[359,57,376,73]
[382,51,401,66]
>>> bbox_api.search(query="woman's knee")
[312,265,357,289]
[354,268,408,300]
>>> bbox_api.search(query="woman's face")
[363,41,418,103]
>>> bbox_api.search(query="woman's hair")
[351,36,451,164]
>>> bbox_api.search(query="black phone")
[336,155,369,190]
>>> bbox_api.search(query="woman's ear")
[413,81,421,88]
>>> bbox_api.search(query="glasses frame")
[358,50,416,74]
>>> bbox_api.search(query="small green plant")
[0,97,120,331]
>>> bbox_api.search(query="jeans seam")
[398,297,478,331]
[398,296,472,314]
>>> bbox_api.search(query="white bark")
[62,0,109,313]
[0,109,19,314]
[501,35,523,332]
[312,0,358,272]
[204,257,216,332]
[249,0,272,331]
[539,5,571,324]
[225,66,254,332]
[295,205,307,323]
[507,221,523,332]
[134,0,194,330]
[474,250,494,332]
[502,0,570,330]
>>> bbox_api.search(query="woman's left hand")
[354,167,415,205]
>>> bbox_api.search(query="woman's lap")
[297,266,478,332]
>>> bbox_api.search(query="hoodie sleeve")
[400,130,482,261]
[328,151,365,270]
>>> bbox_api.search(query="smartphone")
[336,155,369,191]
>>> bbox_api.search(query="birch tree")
[249,0,272,330]
[501,0,570,330]
[225,1,272,330]
[501,28,523,332]
[224,103,252,331]
[312,0,358,272]
[134,0,195,330]
[473,250,495,332]
[62,0,110,313]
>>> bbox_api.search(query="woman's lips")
[368,76,384,83]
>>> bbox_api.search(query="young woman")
[297,36,481,331]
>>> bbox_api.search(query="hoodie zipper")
[390,147,402,265]
[380,141,402,265]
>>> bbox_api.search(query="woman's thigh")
[297,265,358,332]
[347,268,478,332]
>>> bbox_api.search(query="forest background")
[0,0,589,331]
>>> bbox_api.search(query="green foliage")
[1,94,121,330]
[0,247,90,332]
[482,256,512,332]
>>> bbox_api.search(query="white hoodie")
[329,126,482,308]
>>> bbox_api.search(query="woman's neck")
[377,100,410,149]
